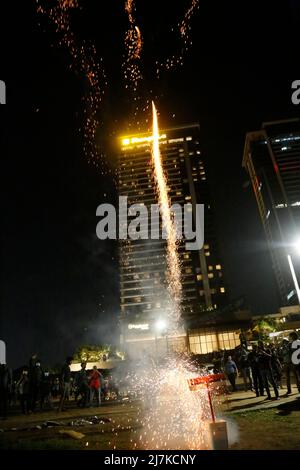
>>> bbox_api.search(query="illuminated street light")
[287,254,300,304]
[154,319,169,359]
[292,238,300,256]
[155,318,168,333]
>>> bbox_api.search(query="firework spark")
[36,0,108,171]
[156,0,200,76]
[123,0,144,124]
[124,355,223,450]
[151,102,182,329]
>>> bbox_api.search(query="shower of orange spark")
[36,0,108,172]
[156,0,200,76]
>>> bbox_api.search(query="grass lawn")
[1,399,300,450]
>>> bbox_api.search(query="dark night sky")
[1,0,300,368]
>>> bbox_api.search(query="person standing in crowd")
[76,363,89,408]
[225,355,238,392]
[28,353,38,412]
[17,368,30,414]
[248,344,264,397]
[0,363,12,419]
[58,356,73,412]
[40,371,53,410]
[30,361,43,411]
[52,377,60,399]
[257,341,279,400]
[269,344,283,389]
[89,366,102,407]
[239,346,253,391]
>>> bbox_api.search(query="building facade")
[243,118,300,307]
[118,124,227,356]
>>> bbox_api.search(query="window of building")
[216,264,222,270]
[199,290,205,296]
[220,287,225,293]
[208,265,213,271]
[185,195,191,201]
[205,251,210,256]
[197,274,202,281]
[184,253,190,259]
[185,268,192,274]
[208,273,214,279]
[204,244,210,249]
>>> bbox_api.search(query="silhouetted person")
[40,371,53,410]
[225,356,238,392]
[0,363,12,419]
[248,344,264,397]
[17,368,30,414]
[239,346,253,391]
[76,363,89,408]
[58,356,73,412]
[30,361,43,411]
[257,341,279,400]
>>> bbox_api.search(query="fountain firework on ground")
[119,104,222,451]
[123,354,227,450]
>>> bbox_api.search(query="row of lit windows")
[189,331,240,354]
[197,272,222,280]
[199,287,225,296]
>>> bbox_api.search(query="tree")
[250,317,280,341]
[73,344,111,363]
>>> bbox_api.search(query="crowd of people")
[1,332,300,418]
[221,331,300,400]
[0,354,120,419]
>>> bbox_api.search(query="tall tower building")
[243,118,300,307]
[118,124,227,356]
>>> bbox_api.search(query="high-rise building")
[118,124,227,355]
[243,118,300,307]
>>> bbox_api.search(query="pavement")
[222,385,300,414]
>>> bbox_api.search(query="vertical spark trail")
[152,102,182,329]
[36,0,108,171]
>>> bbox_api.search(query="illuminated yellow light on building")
[121,134,167,146]
[128,323,149,330]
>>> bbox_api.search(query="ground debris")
[58,430,85,440]
[43,420,64,427]
[68,416,111,426]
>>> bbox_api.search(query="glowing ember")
[123,0,143,124]
[156,0,200,76]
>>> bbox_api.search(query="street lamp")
[154,319,168,358]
